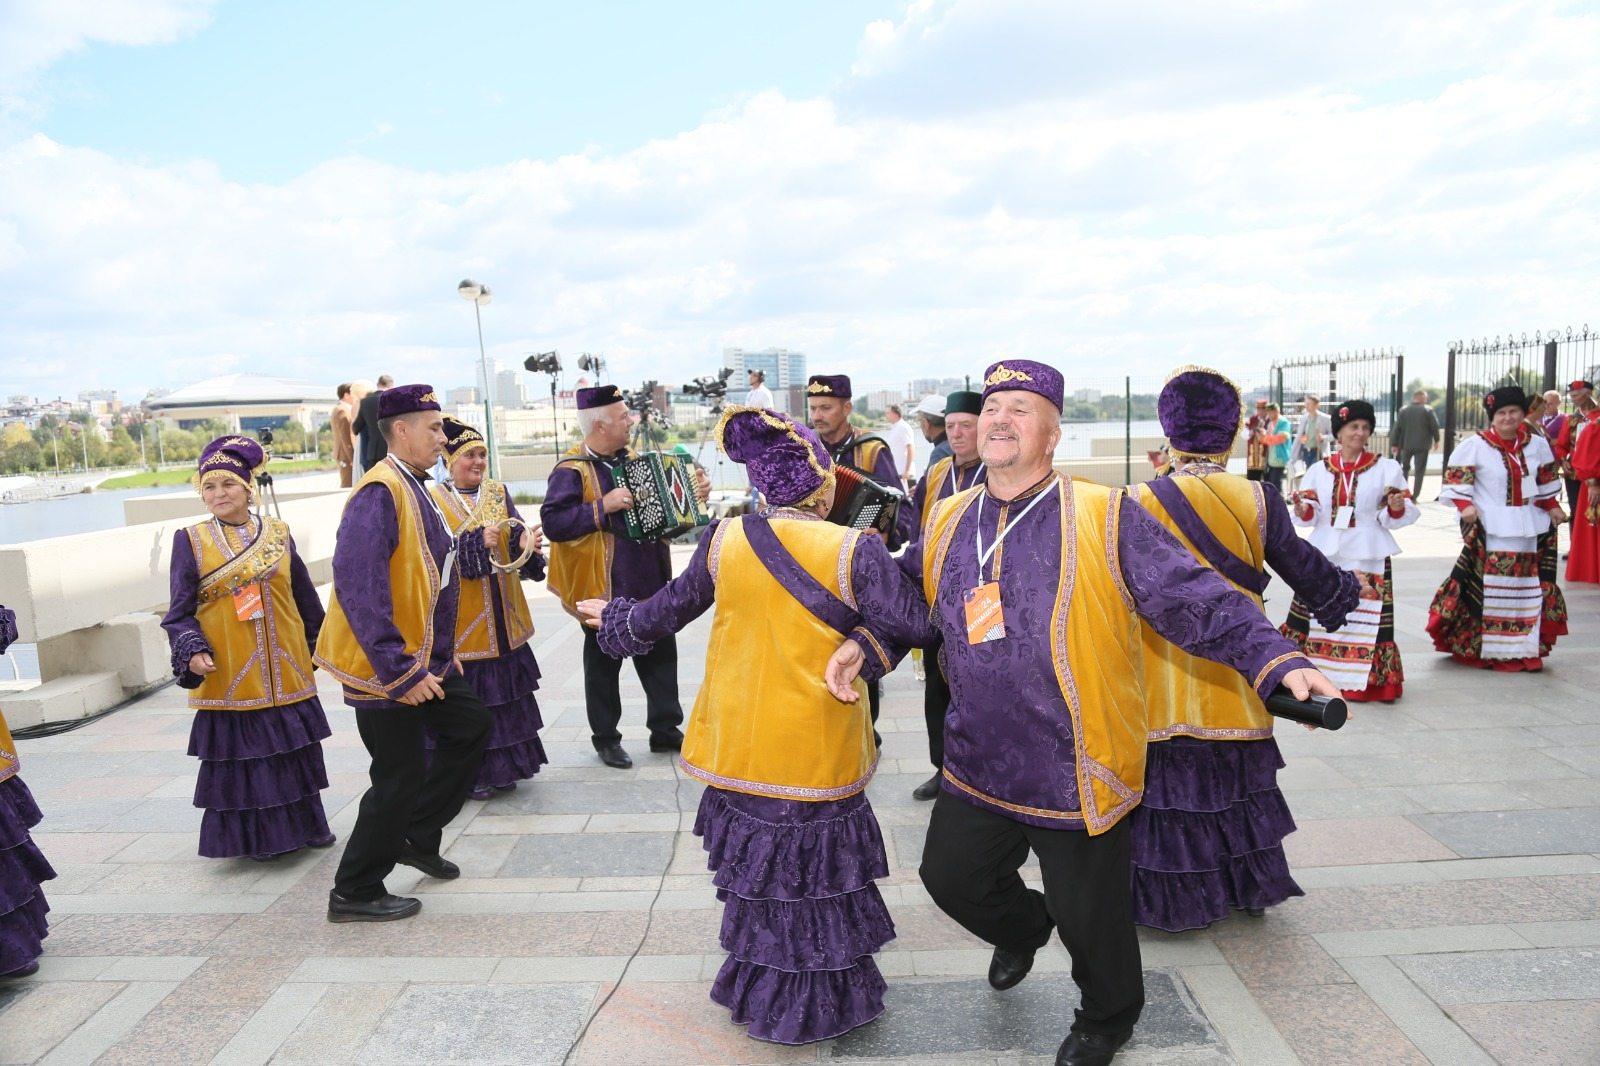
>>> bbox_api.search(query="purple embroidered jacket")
[333,467,460,708]
[539,448,673,603]
[859,477,1316,829]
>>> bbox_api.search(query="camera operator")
[540,384,709,770]
[745,369,773,409]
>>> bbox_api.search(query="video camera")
[681,367,734,402]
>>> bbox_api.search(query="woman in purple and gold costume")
[1126,368,1362,932]
[160,437,335,860]
[576,406,925,1045]
[0,606,54,978]
[425,418,548,800]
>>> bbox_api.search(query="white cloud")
[0,0,216,120]
[0,0,1597,404]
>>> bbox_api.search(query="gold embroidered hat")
[194,436,265,494]
[980,360,1063,409]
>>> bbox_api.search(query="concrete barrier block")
[39,614,170,690]
[2,672,123,730]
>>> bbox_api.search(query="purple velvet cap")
[1483,385,1528,417]
[576,384,624,410]
[1330,399,1376,437]
[376,383,442,420]
[1159,367,1243,458]
[442,417,486,460]
[195,435,266,493]
[806,374,852,400]
[980,360,1063,410]
[716,405,833,507]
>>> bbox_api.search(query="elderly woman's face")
[201,474,252,523]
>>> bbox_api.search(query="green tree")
[106,424,139,466]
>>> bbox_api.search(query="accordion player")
[611,451,708,541]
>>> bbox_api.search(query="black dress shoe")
[1056,1028,1132,1066]
[598,743,633,769]
[1246,906,1266,917]
[648,731,684,753]
[327,892,422,923]
[397,843,460,880]
[988,945,1036,990]
[912,773,943,801]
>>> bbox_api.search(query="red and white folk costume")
[1429,393,1568,671]
[1281,433,1419,701]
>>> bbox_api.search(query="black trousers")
[582,628,684,749]
[919,792,1144,1037]
[1245,468,1265,482]
[334,673,492,901]
[923,645,950,770]
[1263,466,1285,490]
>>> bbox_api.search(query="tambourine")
[484,518,539,573]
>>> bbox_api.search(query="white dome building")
[144,373,336,434]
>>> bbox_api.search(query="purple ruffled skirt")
[1129,735,1303,932]
[0,774,54,974]
[425,647,547,791]
[188,696,334,859]
[695,785,894,1045]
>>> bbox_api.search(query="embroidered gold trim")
[1252,651,1303,691]
[984,363,1034,388]
[942,768,1086,823]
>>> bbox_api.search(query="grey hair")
[578,404,623,435]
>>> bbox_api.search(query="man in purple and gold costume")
[827,360,1339,1066]
[577,405,926,1045]
[807,372,915,740]
[905,388,986,801]
[315,384,492,923]
[0,606,54,979]
[541,384,707,770]
[1126,367,1362,932]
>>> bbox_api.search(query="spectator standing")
[912,395,951,476]
[1245,399,1269,481]
[744,369,774,410]
[1262,403,1291,490]
[351,375,393,474]
[331,383,356,488]
[1293,395,1332,473]
[882,403,916,486]
[1390,390,1441,501]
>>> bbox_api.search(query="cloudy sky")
[1,0,1595,403]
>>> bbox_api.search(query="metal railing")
[1443,327,1597,459]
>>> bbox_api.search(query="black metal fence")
[1443,327,1598,459]
[1269,348,1406,431]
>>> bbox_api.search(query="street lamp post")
[457,279,499,480]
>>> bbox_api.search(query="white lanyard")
[389,457,456,586]
[975,480,1054,579]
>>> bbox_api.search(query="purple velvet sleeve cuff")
[597,598,655,659]
[0,607,16,656]
[1307,568,1363,633]
[455,527,494,580]
[521,550,547,583]
[170,630,212,689]
[849,627,897,683]
[1254,653,1318,703]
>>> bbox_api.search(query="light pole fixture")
[458,278,499,479]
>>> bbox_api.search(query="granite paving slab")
[571,980,817,1064]
[823,971,1220,1060]
[358,983,598,1065]
[1407,808,1600,858]
[1395,946,1600,1004]
[1448,998,1600,1066]
[480,780,685,816]
[501,831,677,878]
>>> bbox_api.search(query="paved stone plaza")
[3,493,1598,1065]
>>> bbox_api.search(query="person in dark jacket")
[351,375,393,472]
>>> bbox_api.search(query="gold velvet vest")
[679,515,876,801]
[314,460,443,699]
[0,711,18,785]
[429,479,535,659]
[918,456,956,542]
[924,476,1148,835]
[546,445,630,618]
[183,517,318,711]
[1128,473,1274,740]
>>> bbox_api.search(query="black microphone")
[1264,688,1348,730]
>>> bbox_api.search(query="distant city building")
[1074,388,1102,403]
[78,389,121,416]
[494,368,527,409]
[448,386,481,406]
[724,348,807,413]
[144,373,334,433]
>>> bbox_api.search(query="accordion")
[828,464,903,534]
[612,451,707,541]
